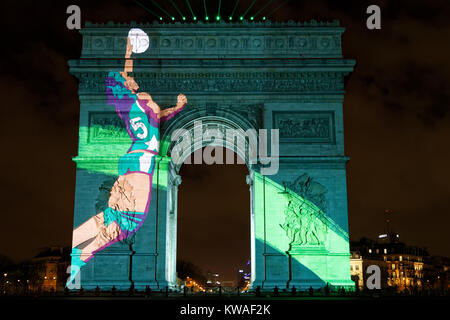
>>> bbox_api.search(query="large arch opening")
[162,114,258,290]
[176,148,250,289]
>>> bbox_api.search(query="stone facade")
[70,20,355,290]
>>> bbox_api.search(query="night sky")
[0,0,449,282]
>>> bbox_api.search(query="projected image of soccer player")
[68,29,187,285]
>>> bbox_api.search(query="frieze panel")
[88,112,129,143]
[75,72,345,94]
[273,111,335,143]
[81,20,344,58]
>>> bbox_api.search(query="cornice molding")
[71,70,348,95]
[79,20,345,59]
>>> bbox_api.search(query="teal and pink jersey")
[100,71,185,237]
[105,71,185,155]
[105,71,185,175]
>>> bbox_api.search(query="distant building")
[349,235,448,292]
[221,281,235,289]
[1,246,71,294]
[31,247,71,292]
[350,251,363,289]
[237,259,251,289]
[422,255,450,290]
[206,271,220,288]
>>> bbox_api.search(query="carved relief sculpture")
[280,174,329,249]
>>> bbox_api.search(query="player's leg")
[71,212,105,248]
[117,172,152,212]
[78,220,122,262]
[79,172,152,261]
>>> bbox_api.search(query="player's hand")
[125,37,133,58]
[177,93,187,106]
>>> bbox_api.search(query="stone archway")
[70,20,355,291]
[162,113,258,288]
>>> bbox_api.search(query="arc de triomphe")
[69,20,355,290]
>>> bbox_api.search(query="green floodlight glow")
[253,0,275,19]
[203,0,208,21]
[148,0,173,20]
[75,125,171,190]
[185,0,196,20]
[229,16,232,20]
[217,0,222,21]
[159,17,163,20]
[132,0,159,19]
[266,0,291,19]
[171,16,175,21]
[241,0,258,21]
[250,16,254,20]
[182,16,186,21]
[231,0,241,19]
[240,16,243,21]
[169,0,185,20]
[252,172,352,287]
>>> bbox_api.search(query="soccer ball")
[128,28,149,54]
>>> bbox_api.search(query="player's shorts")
[105,151,155,237]
[118,151,156,176]
[103,207,146,234]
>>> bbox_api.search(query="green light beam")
[147,0,174,20]
[252,0,275,18]
[185,0,196,20]
[265,0,290,18]
[242,0,258,19]
[216,0,221,20]
[230,0,240,19]
[169,0,185,19]
[203,0,208,20]
[132,0,160,19]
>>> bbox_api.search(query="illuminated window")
[384,248,387,254]
[392,264,395,270]
[399,256,403,261]
[368,249,372,254]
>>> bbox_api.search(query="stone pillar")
[131,155,174,290]
[165,163,182,288]
[246,171,257,287]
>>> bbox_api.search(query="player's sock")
[66,247,86,288]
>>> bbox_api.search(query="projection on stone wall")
[69,21,355,290]
[67,29,187,285]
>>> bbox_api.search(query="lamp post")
[2,273,7,295]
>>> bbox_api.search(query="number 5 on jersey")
[130,117,148,139]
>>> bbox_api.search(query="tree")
[176,260,207,286]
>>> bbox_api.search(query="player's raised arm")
[105,37,137,109]
[123,37,133,76]
[159,94,188,121]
